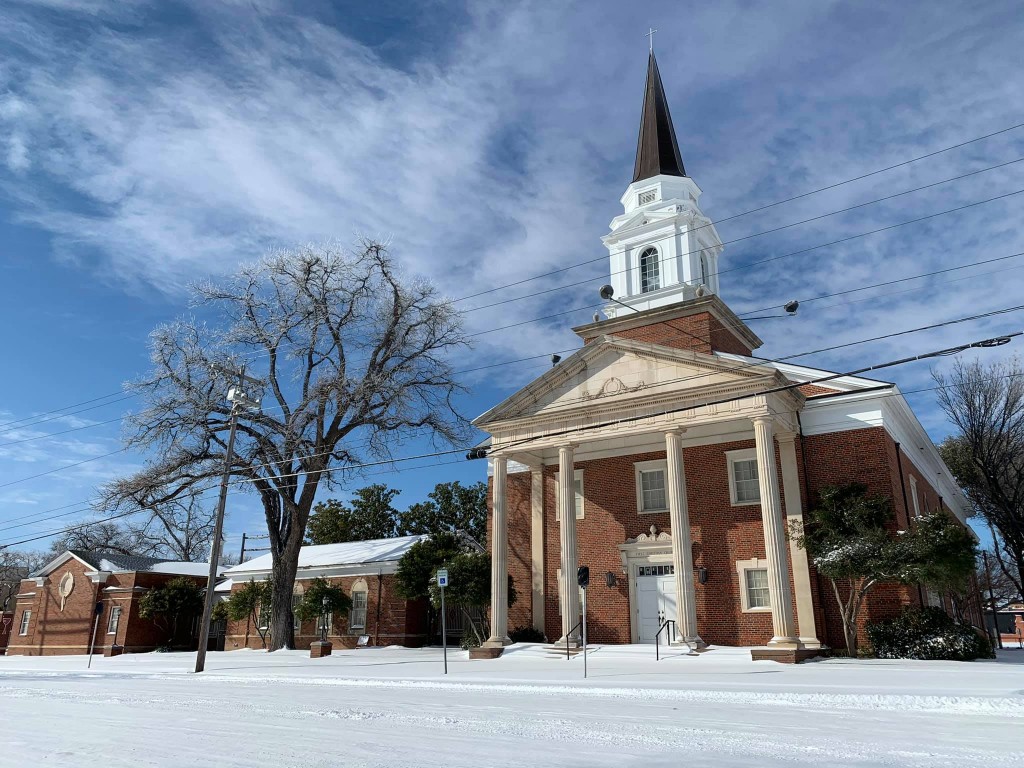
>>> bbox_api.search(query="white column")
[777,432,820,648]
[557,445,581,646]
[752,416,800,648]
[665,430,704,649]
[485,456,511,647]
[530,467,545,635]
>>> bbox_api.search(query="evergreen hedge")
[866,606,994,661]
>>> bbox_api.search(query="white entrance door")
[636,564,677,643]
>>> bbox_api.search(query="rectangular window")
[637,564,675,577]
[18,610,31,636]
[745,569,771,609]
[258,602,270,630]
[634,460,669,514]
[107,606,122,636]
[555,470,584,520]
[637,189,657,205]
[292,593,302,631]
[727,449,760,505]
[909,475,921,518]
[350,592,367,630]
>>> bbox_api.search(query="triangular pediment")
[474,336,786,428]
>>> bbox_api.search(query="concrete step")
[544,645,584,657]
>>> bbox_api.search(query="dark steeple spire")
[631,51,687,184]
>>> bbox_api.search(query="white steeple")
[601,52,725,319]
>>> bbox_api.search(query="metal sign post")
[86,600,102,669]
[577,565,589,680]
[437,569,449,675]
[582,585,588,679]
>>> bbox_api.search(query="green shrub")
[509,626,545,643]
[867,607,994,661]
[460,632,481,650]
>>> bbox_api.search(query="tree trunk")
[268,540,302,651]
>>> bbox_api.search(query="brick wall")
[581,310,753,356]
[224,573,428,651]
[489,425,964,651]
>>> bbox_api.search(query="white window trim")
[554,469,585,520]
[350,590,368,630]
[736,558,772,613]
[106,605,122,635]
[637,187,657,205]
[639,246,661,293]
[634,459,669,514]
[18,610,31,636]
[726,448,761,506]
[909,475,921,518]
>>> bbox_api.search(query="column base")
[798,637,822,650]
[751,647,820,664]
[675,635,707,651]
[468,646,505,659]
[767,636,803,650]
[553,635,581,649]
[483,635,512,648]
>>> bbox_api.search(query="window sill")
[741,606,772,614]
[729,500,761,507]
[637,508,669,515]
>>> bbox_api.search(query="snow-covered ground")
[2,644,1022,767]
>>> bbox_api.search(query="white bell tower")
[601,52,725,318]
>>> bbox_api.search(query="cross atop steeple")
[646,27,657,53]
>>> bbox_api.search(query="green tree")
[400,481,488,544]
[797,483,977,655]
[224,578,274,648]
[292,578,352,634]
[138,576,204,646]
[305,485,401,545]
[395,532,515,645]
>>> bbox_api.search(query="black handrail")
[566,620,583,660]
[655,619,677,660]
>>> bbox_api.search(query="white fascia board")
[714,352,890,391]
[487,457,532,476]
[33,550,94,577]
[880,393,971,523]
[227,560,403,582]
[802,387,970,523]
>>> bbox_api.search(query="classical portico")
[476,327,819,657]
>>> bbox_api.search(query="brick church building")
[474,51,975,661]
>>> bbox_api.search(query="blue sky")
[1,0,1022,554]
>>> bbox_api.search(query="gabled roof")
[474,335,786,428]
[33,550,214,578]
[632,51,686,183]
[224,534,430,577]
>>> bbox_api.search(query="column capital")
[751,414,775,427]
[775,430,798,444]
[663,428,687,437]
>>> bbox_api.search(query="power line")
[4,331,1015,550]
[455,125,1024,303]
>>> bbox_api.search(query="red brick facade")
[224,573,428,651]
[492,425,970,651]
[7,556,207,657]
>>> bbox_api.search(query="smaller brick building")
[222,534,431,650]
[7,550,214,656]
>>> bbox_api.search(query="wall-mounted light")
[697,566,709,585]
[605,571,617,588]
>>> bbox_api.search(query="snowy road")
[2,645,1022,767]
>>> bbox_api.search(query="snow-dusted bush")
[509,626,545,643]
[867,607,993,661]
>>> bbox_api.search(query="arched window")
[349,578,368,632]
[639,247,660,293]
[700,254,709,287]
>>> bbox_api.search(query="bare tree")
[102,242,469,650]
[97,485,216,561]
[49,521,149,559]
[0,550,47,612]
[935,357,1024,599]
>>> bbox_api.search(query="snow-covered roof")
[214,578,234,593]
[225,534,429,577]
[33,550,219,578]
